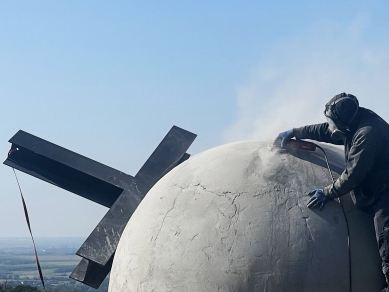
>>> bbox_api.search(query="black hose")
[314,143,352,292]
[315,144,335,184]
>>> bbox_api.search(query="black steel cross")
[4,126,197,288]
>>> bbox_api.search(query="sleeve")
[323,128,377,198]
[293,123,344,145]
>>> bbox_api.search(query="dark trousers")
[370,192,389,279]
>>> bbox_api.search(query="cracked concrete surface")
[109,141,384,292]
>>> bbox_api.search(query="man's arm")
[293,123,343,145]
[323,127,377,198]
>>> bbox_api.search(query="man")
[276,93,389,291]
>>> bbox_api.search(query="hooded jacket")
[293,107,389,210]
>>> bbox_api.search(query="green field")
[0,238,108,292]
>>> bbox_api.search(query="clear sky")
[1,1,389,238]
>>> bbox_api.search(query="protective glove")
[275,129,294,148]
[306,189,329,210]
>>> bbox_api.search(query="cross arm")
[4,130,135,207]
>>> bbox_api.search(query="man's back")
[347,107,389,208]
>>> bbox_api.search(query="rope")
[12,168,45,289]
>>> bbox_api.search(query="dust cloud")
[223,16,389,144]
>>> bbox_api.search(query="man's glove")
[306,189,329,210]
[275,129,294,148]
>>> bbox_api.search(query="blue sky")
[1,1,389,237]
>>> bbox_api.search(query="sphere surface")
[109,141,384,292]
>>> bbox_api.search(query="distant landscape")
[0,238,108,292]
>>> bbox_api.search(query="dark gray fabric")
[293,107,389,209]
[371,193,389,282]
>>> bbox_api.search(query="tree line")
[0,283,39,292]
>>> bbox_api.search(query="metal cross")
[4,126,197,288]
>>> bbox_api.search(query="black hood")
[325,93,359,127]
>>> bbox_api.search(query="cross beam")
[4,126,197,288]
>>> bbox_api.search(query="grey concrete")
[109,141,384,292]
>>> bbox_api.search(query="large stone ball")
[109,141,384,292]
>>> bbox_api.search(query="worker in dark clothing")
[276,93,389,291]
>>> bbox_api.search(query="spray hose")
[314,143,335,184]
[283,139,352,291]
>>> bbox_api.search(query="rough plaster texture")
[109,141,384,292]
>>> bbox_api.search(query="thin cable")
[315,144,335,184]
[314,144,352,292]
[12,168,45,289]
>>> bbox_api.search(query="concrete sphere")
[109,141,384,292]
